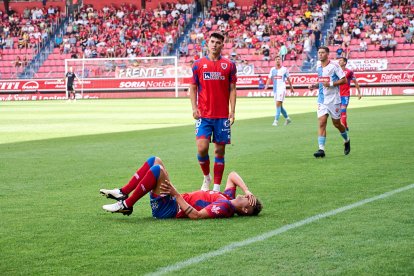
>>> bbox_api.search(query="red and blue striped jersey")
[191,56,237,118]
[340,68,355,97]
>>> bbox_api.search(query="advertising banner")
[1,71,413,94]
[347,59,388,71]
[1,86,413,102]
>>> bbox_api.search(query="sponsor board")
[240,86,410,97]
[347,59,388,71]
[0,91,188,101]
[0,71,413,94]
[1,86,411,101]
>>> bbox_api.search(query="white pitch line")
[146,183,414,276]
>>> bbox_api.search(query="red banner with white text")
[1,87,413,102]
[0,71,413,102]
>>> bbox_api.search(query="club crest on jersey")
[203,64,207,69]
[203,72,225,80]
[221,63,228,70]
[211,205,221,214]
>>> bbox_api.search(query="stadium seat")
[366,51,378,58]
[368,45,377,51]
[378,51,386,58]
[355,52,366,59]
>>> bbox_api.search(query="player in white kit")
[265,56,294,126]
[308,46,350,158]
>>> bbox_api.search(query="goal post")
[64,56,181,98]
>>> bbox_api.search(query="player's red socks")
[340,112,348,129]
[120,156,156,195]
[124,165,160,207]
[214,155,225,185]
[197,154,210,176]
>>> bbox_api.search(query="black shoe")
[313,149,326,158]
[344,139,351,155]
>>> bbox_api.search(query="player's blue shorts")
[150,193,178,219]
[195,118,231,145]
[341,96,350,107]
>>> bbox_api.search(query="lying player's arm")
[175,193,210,219]
[353,79,362,99]
[189,84,200,119]
[225,171,257,206]
[160,180,210,219]
[229,83,236,125]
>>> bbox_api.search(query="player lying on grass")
[100,156,262,219]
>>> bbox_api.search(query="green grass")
[0,97,413,275]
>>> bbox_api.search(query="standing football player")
[338,57,362,131]
[264,56,294,126]
[64,66,81,101]
[308,46,349,158]
[189,32,237,192]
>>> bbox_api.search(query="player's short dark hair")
[210,32,225,42]
[252,198,263,216]
[318,46,330,53]
[339,57,348,64]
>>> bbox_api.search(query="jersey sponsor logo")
[318,77,330,82]
[203,72,225,80]
[221,63,228,70]
[273,76,282,80]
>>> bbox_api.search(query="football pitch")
[1,96,413,275]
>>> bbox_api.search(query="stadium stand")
[34,1,196,78]
[326,0,414,70]
[180,0,328,73]
[0,2,65,79]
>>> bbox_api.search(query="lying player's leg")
[100,156,158,199]
[148,166,179,219]
[101,157,168,215]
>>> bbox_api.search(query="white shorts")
[274,89,286,102]
[317,103,341,119]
